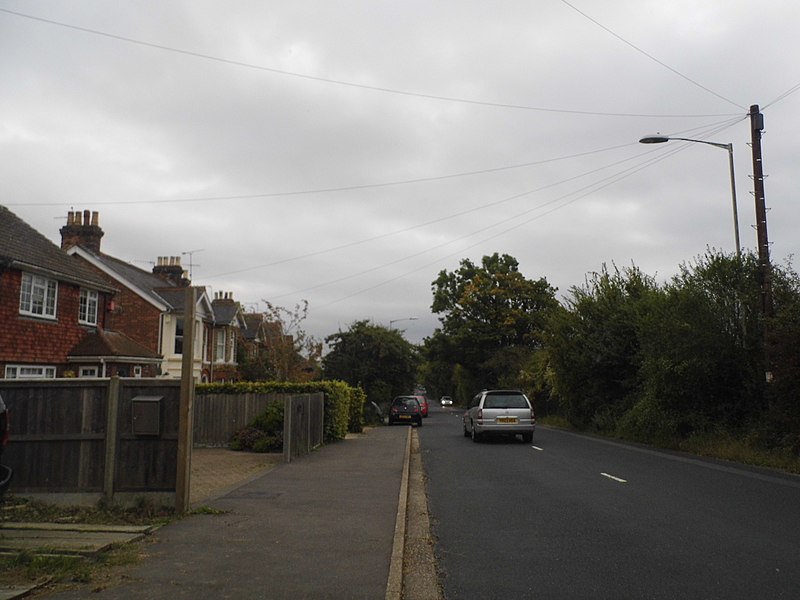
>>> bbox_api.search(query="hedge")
[196,380,364,443]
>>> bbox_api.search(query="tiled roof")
[156,287,189,313]
[0,205,114,290]
[212,300,241,326]
[77,249,180,308]
[69,329,161,359]
[242,313,264,340]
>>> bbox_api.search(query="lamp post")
[389,317,418,329]
[639,135,741,256]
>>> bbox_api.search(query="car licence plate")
[399,415,411,420]
[496,416,518,424]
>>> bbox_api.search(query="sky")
[2,1,799,347]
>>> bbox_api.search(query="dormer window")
[79,289,99,325]
[19,272,57,319]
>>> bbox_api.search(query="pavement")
[9,424,432,600]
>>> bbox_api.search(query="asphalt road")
[419,405,800,600]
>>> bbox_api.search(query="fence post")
[104,376,121,503]
[283,395,292,463]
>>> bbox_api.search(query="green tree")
[426,253,559,398]
[323,320,419,407]
[545,264,655,430]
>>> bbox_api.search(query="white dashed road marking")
[601,472,627,483]
[532,446,544,451]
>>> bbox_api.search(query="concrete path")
[40,425,411,600]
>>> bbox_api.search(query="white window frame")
[5,365,57,379]
[19,273,58,319]
[78,366,99,377]
[79,289,99,325]
[215,329,227,362]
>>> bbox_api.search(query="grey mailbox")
[131,395,162,436]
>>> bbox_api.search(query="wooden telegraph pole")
[176,286,197,513]
[749,105,774,382]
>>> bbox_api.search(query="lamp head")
[639,135,670,144]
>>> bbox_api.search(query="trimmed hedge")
[197,380,364,443]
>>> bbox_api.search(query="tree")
[426,253,559,398]
[323,320,418,406]
[238,300,322,382]
[544,264,654,430]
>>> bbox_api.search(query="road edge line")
[385,426,412,600]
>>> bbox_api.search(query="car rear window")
[483,394,529,409]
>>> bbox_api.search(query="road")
[418,404,800,599]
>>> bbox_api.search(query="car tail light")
[531,408,536,423]
[477,408,483,421]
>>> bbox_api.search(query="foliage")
[198,379,362,442]
[1,495,173,525]
[238,300,322,382]
[545,263,654,429]
[425,253,559,400]
[323,320,419,408]
[539,249,800,457]
[757,259,800,452]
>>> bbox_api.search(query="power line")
[4,141,640,208]
[274,118,746,305]
[202,115,744,280]
[557,0,745,111]
[0,7,741,119]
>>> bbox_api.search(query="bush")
[198,379,365,443]
[230,426,267,451]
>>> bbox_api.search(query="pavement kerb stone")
[385,425,412,600]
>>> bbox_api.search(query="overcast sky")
[2,1,799,346]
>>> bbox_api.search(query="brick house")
[0,205,159,378]
[210,292,246,382]
[60,210,222,382]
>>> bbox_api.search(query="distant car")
[412,395,429,418]
[0,393,11,498]
[440,396,453,406]
[388,396,423,427]
[463,389,535,443]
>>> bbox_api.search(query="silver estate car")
[463,389,535,443]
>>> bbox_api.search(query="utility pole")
[749,104,773,382]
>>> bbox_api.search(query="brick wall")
[104,283,163,352]
[0,269,108,374]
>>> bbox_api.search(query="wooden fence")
[193,392,324,462]
[0,378,180,506]
[283,394,325,463]
[0,380,325,506]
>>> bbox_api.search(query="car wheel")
[522,432,533,443]
[417,418,423,427]
[471,423,482,443]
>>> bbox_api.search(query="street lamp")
[639,135,741,256]
[389,317,418,329]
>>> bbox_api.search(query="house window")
[133,366,142,378]
[5,365,57,379]
[215,329,227,362]
[79,366,99,377]
[79,289,99,325]
[19,273,58,319]
[174,318,184,354]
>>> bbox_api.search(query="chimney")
[152,256,190,287]
[60,209,104,253]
